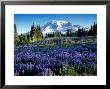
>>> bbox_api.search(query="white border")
[5,5,106,85]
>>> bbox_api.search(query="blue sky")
[14,14,97,34]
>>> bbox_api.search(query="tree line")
[77,22,97,37]
[14,22,97,46]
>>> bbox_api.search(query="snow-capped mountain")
[41,20,90,36]
[41,20,73,35]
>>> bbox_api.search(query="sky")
[14,14,97,34]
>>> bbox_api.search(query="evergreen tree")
[30,24,35,41]
[88,25,93,36]
[27,32,30,42]
[95,23,97,35]
[88,22,97,36]
[30,23,43,41]
[67,29,70,37]
[89,22,97,36]
[77,28,82,37]
[69,30,72,37]
[93,22,95,35]
[14,24,20,46]
[14,34,20,46]
[81,28,84,37]
[14,24,17,33]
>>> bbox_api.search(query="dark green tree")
[67,29,70,37]
[69,30,72,37]
[77,28,82,37]
[14,24,20,46]
[30,23,43,41]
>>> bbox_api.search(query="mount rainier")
[41,20,90,36]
